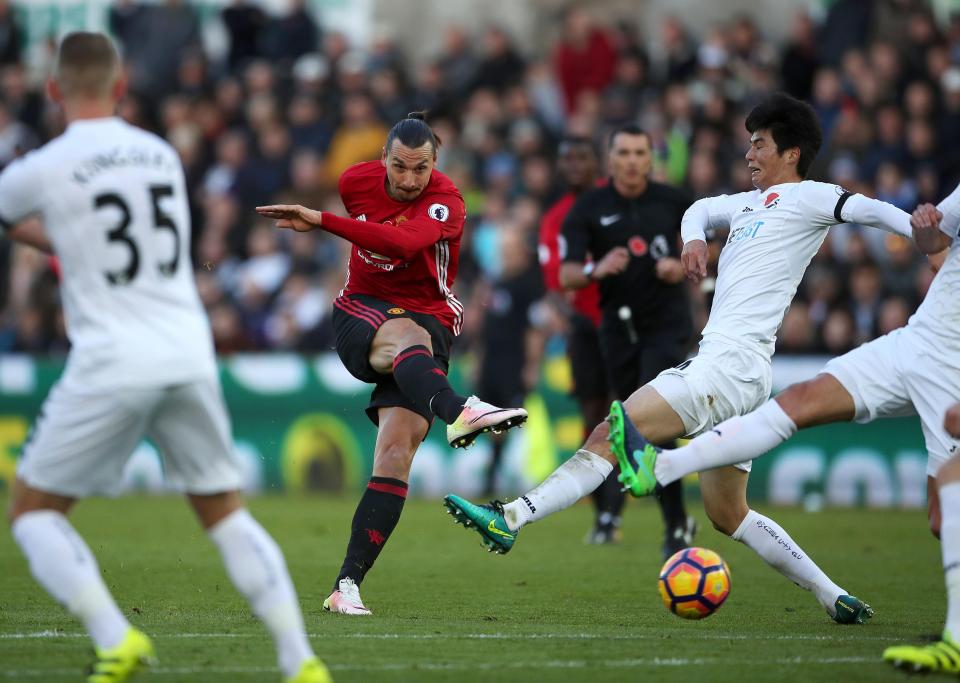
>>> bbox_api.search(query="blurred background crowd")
[1,0,959,370]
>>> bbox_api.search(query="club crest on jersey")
[355,213,367,222]
[387,307,405,315]
[428,203,450,222]
[763,192,780,208]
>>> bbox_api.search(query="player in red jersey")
[257,113,527,615]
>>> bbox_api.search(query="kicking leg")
[373,318,526,448]
[700,466,872,623]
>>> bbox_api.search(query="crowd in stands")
[1,0,959,363]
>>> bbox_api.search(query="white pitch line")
[0,656,878,678]
[0,630,898,642]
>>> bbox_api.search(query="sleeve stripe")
[833,191,853,223]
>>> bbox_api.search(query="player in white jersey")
[2,33,330,683]
[885,401,960,673]
[616,181,960,623]
[620,185,959,517]
[445,93,912,624]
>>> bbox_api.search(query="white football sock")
[732,509,845,615]
[208,509,314,677]
[503,449,613,531]
[656,400,796,485]
[940,482,960,639]
[12,510,130,650]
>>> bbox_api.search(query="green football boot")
[883,634,960,673]
[87,628,156,683]
[832,594,874,624]
[607,400,659,497]
[443,494,516,554]
[286,657,334,683]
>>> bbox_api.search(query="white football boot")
[447,396,528,448]
[322,578,372,616]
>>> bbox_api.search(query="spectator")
[323,94,389,186]
[221,0,267,71]
[2,65,43,128]
[819,0,874,66]
[126,0,202,103]
[553,6,618,114]
[849,262,884,345]
[780,11,819,100]
[287,94,333,153]
[260,0,319,67]
[0,100,38,166]
[659,15,697,83]
[437,25,477,97]
[108,0,149,58]
[822,308,856,355]
[470,26,525,93]
[0,0,20,66]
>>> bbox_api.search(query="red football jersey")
[538,191,601,327]
[322,160,465,334]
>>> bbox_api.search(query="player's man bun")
[386,111,442,155]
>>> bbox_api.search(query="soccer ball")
[658,547,731,620]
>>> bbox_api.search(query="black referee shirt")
[561,180,692,325]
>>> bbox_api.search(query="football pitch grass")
[0,494,945,682]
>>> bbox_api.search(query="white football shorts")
[823,326,960,476]
[18,377,242,497]
[648,338,774,473]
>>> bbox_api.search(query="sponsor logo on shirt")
[357,249,409,271]
[763,192,780,209]
[740,206,753,213]
[599,213,621,227]
[728,220,765,244]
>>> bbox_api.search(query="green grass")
[0,494,945,682]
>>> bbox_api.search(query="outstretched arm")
[256,204,443,261]
[838,194,912,238]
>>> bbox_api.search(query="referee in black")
[560,123,696,559]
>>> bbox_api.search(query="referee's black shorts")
[332,293,453,425]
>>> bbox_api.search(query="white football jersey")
[907,183,960,358]
[682,181,911,360]
[0,117,216,388]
